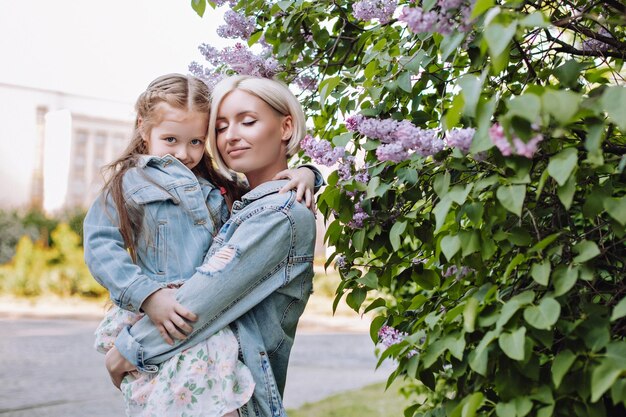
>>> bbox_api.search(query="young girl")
[105,75,318,417]
[84,73,318,417]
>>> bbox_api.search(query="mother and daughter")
[84,73,319,417]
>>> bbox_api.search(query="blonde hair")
[208,75,306,177]
[102,73,244,261]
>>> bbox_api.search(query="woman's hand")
[140,288,198,345]
[105,347,136,389]
[274,167,316,210]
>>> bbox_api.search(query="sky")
[0,0,228,104]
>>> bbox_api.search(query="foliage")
[0,210,37,264]
[0,223,105,298]
[192,0,626,415]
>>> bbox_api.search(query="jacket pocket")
[128,185,179,205]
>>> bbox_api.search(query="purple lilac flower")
[335,255,347,270]
[222,43,281,77]
[376,143,409,162]
[443,265,473,278]
[337,155,355,181]
[378,325,418,357]
[188,62,224,90]
[354,167,370,183]
[346,115,444,162]
[444,127,476,154]
[300,135,345,166]
[349,203,370,228]
[294,74,318,91]
[398,7,438,33]
[212,0,238,6]
[399,0,476,35]
[217,9,255,39]
[352,0,398,24]
[582,28,613,53]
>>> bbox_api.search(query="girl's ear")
[281,115,293,142]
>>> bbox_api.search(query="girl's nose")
[175,146,188,160]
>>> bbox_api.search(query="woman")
[106,75,317,417]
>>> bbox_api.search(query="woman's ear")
[281,115,293,142]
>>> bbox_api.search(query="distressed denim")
[83,155,228,312]
[115,180,317,417]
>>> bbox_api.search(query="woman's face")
[215,89,292,186]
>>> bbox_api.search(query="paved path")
[0,318,391,416]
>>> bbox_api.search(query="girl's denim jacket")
[84,155,228,312]
[114,180,317,417]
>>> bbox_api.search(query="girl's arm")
[84,193,196,341]
[114,190,316,371]
[275,165,325,209]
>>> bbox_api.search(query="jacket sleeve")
[114,200,309,370]
[83,192,162,312]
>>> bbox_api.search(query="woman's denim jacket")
[84,155,228,312]
[114,180,317,417]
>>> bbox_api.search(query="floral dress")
[95,306,255,417]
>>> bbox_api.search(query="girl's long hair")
[102,73,246,261]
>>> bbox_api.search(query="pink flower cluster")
[217,10,255,40]
[293,74,318,92]
[378,325,418,356]
[346,115,444,163]
[444,127,476,154]
[191,42,281,83]
[399,0,475,35]
[352,0,398,24]
[489,123,543,158]
[300,135,345,166]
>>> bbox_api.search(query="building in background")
[0,82,134,212]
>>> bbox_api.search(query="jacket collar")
[134,154,214,189]
[232,180,288,211]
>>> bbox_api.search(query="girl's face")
[142,103,208,170]
[215,89,292,186]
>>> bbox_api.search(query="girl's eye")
[191,139,204,146]
[164,137,176,143]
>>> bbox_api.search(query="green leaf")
[557,174,576,210]
[591,358,624,402]
[507,94,541,122]
[573,240,601,263]
[366,176,380,199]
[552,265,578,296]
[445,93,465,129]
[605,196,626,225]
[471,0,495,19]
[611,297,626,322]
[469,330,498,375]
[448,184,473,205]
[460,230,481,257]
[552,350,576,388]
[519,11,548,27]
[440,31,466,61]
[413,269,440,290]
[542,90,580,125]
[496,291,535,330]
[464,297,479,333]
[390,221,407,251]
[601,86,626,131]
[357,271,378,289]
[319,76,341,106]
[461,392,485,417]
[547,147,578,186]
[531,261,551,286]
[441,234,462,261]
[496,184,526,217]
[459,74,483,117]
[433,197,453,233]
[498,327,526,361]
[523,297,561,330]
[433,171,450,197]
[353,229,365,252]
[346,287,367,311]
[397,71,412,93]
[191,0,206,17]
[485,22,517,57]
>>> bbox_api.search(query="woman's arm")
[114,191,315,371]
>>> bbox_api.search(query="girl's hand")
[274,167,316,210]
[105,347,136,389]
[140,288,198,345]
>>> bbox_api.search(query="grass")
[286,382,414,417]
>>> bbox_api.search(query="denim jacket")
[83,155,228,312]
[115,180,317,417]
